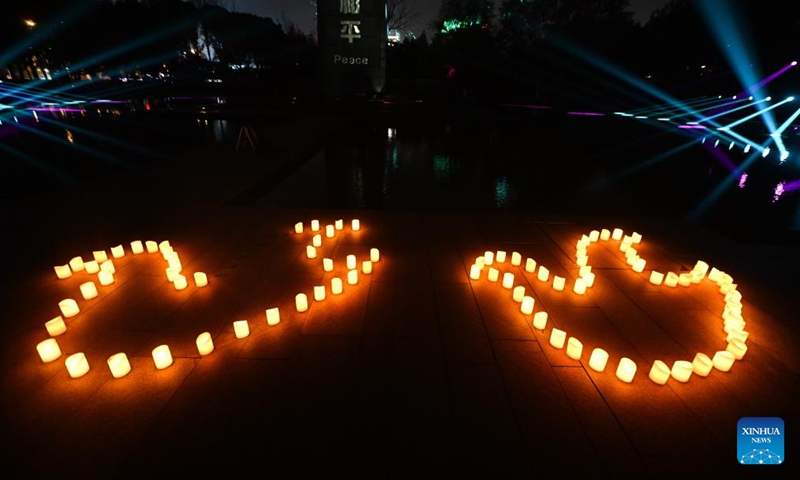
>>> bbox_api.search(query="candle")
[311,219,320,231]
[307,245,317,259]
[166,268,179,282]
[296,293,309,312]
[632,258,646,273]
[111,245,125,258]
[83,260,99,275]
[484,251,494,265]
[552,276,565,291]
[502,272,514,289]
[100,260,115,274]
[726,338,747,360]
[588,348,609,372]
[152,345,173,369]
[600,229,611,241]
[194,272,208,287]
[726,330,749,343]
[496,251,507,263]
[196,332,214,355]
[670,360,693,382]
[370,248,380,262]
[664,272,679,287]
[314,285,326,301]
[511,252,521,266]
[266,307,281,326]
[537,266,549,282]
[692,353,713,377]
[93,250,108,263]
[583,272,595,288]
[348,269,358,285]
[362,260,373,274]
[326,225,335,238]
[351,219,360,231]
[69,256,85,272]
[631,232,642,244]
[234,320,250,338]
[573,278,586,295]
[549,329,566,349]
[65,352,90,378]
[525,258,536,273]
[566,337,583,359]
[520,296,535,315]
[469,264,481,280]
[59,299,80,318]
[487,267,499,282]
[331,277,343,295]
[131,240,144,254]
[98,270,114,286]
[615,357,636,383]
[80,281,98,300]
[649,360,670,385]
[54,264,72,279]
[174,275,188,290]
[295,222,303,234]
[323,258,334,272]
[45,316,67,336]
[347,255,357,270]
[712,351,735,372]
[335,219,343,230]
[678,273,692,287]
[533,311,548,330]
[37,338,62,363]
[512,285,525,303]
[649,271,664,285]
[312,234,322,247]
[146,241,158,253]
[107,352,131,378]
[611,228,623,241]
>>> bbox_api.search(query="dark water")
[260,108,800,240]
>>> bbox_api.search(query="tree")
[386,0,419,34]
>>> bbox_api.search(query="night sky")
[234,0,670,36]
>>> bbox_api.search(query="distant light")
[780,151,789,162]
[657,118,671,121]
[702,137,707,143]
[788,97,795,101]
[766,96,772,101]
[744,144,751,153]
[762,147,771,158]
[793,61,798,66]
[634,115,648,119]
[773,181,785,202]
[687,121,699,125]
[749,96,753,101]
[738,172,748,188]
[24,19,35,27]
[733,95,737,99]
[719,95,722,99]
[729,141,735,150]
[714,139,720,147]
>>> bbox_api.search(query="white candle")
[295,222,303,234]
[678,273,692,287]
[312,234,322,247]
[65,352,90,378]
[131,240,144,254]
[59,299,80,318]
[335,219,343,230]
[496,251,507,263]
[631,232,642,244]
[152,345,173,369]
[323,258,334,272]
[158,240,171,254]
[348,269,358,285]
[583,272,595,288]
[146,241,158,253]
[100,259,115,274]
[307,245,317,259]
[533,311,548,330]
[314,285,326,301]
[664,272,679,287]
[331,277,343,295]
[566,337,582,359]
[83,260,99,275]
[174,275,188,290]
[296,293,309,312]
[589,348,609,372]
[326,225,335,238]
[520,296,534,315]
[234,320,250,338]
[266,307,281,326]
[166,267,179,282]
[351,219,360,231]
[525,258,536,273]
[69,256,85,272]
[45,316,67,336]
[347,254,357,270]
[111,245,125,258]
[502,272,514,289]
[549,329,566,349]
[370,248,380,262]
[469,264,481,280]
[726,330,749,343]
[107,352,131,378]
[600,229,611,241]
[632,258,646,273]
[37,338,62,363]
[649,271,664,285]
[692,353,713,377]
[98,270,114,286]
[553,276,565,291]
[511,252,521,266]
[573,278,586,295]
[616,357,636,383]
[726,338,747,360]
[194,272,208,287]
[649,360,670,385]
[54,264,72,279]
[80,281,98,300]
[537,266,549,282]
[484,251,494,265]
[93,250,108,263]
[311,219,320,231]
[487,267,499,282]
[196,332,214,355]
[611,228,623,241]
[362,260,373,274]
[712,351,735,372]
[670,360,693,382]
[512,285,525,303]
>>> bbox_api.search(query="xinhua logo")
[738,417,784,465]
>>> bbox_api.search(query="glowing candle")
[312,234,322,247]
[146,241,158,253]
[511,252,521,266]
[484,251,494,265]
[551,276,564,291]
[671,360,693,382]
[550,329,566,349]
[708,267,722,283]
[692,353,713,377]
[664,272,679,287]
[159,240,171,253]
[469,264,481,280]
[475,256,485,269]
[537,266,549,282]
[649,360,670,385]
[631,258,645,273]
[649,271,664,285]
[80,281,98,300]
[92,250,108,263]
[314,285,326,301]
[496,251,507,263]
[152,345,173,369]
[131,241,144,254]
[712,351,735,372]
[619,242,631,253]
[111,245,125,258]
[45,316,67,336]
[69,256,85,273]
[82,260,98,275]
[573,278,586,295]
[348,269,358,285]
[234,320,250,338]
[335,219,343,230]
[347,254,357,270]
[306,246,317,259]
[678,273,692,287]
[362,260,373,274]
[295,222,303,234]
[54,265,72,279]
[174,275,188,290]
[370,248,380,262]
[693,260,709,276]
[525,258,536,273]
[719,283,737,295]
[65,352,90,378]
[104,352,130,378]
[566,337,583,359]
[502,272,514,289]
[726,330,749,343]
[587,230,598,242]
[487,267,499,282]
[600,229,611,241]
[612,228,623,241]
[576,255,588,267]
[351,219,360,231]
[311,219,320,231]
[37,338,62,363]
[631,232,642,244]
[589,348,609,372]
[100,259,115,274]
[59,299,80,318]
[583,272,595,288]
[326,225,335,238]
[266,307,280,326]
[166,268,179,282]
[520,296,535,315]
[726,338,747,360]
[533,311,548,330]
[196,332,214,355]
[98,270,114,286]
[296,293,309,312]
[167,252,181,271]
[323,258,334,272]
[331,277,343,295]
[512,285,525,303]
[194,272,208,287]
[724,320,747,335]
[616,357,636,383]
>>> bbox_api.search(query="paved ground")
[1,111,799,477]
